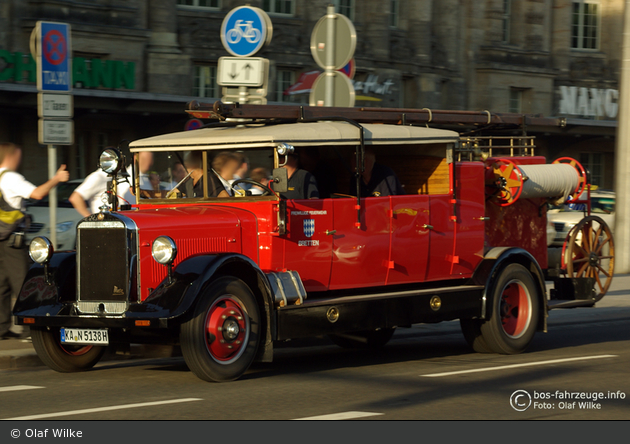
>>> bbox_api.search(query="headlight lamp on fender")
[99,148,123,174]
[29,236,54,264]
[152,236,177,265]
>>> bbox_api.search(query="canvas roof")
[129,121,459,152]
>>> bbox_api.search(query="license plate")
[60,328,109,345]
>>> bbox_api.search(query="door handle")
[476,217,490,221]
[422,224,434,230]
[326,230,337,235]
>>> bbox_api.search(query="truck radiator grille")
[77,221,129,304]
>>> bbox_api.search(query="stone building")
[0,0,621,188]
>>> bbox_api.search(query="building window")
[580,152,603,186]
[276,70,295,102]
[334,0,355,21]
[262,0,294,15]
[193,65,217,98]
[509,88,522,113]
[502,0,511,43]
[390,0,399,28]
[177,0,220,8]
[572,1,599,50]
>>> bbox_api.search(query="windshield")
[134,149,275,200]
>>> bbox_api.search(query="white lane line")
[0,385,44,393]
[421,355,618,378]
[294,411,384,420]
[3,398,203,421]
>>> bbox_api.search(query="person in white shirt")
[70,151,153,217]
[0,142,69,339]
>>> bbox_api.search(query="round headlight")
[152,236,177,265]
[276,143,295,156]
[99,148,121,174]
[29,236,54,264]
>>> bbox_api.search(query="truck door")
[329,196,390,290]
[282,199,334,291]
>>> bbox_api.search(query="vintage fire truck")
[14,102,614,382]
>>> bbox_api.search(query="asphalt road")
[1,279,629,422]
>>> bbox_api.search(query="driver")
[175,151,229,198]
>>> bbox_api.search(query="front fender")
[13,252,76,317]
[129,253,274,324]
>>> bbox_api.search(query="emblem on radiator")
[112,286,125,296]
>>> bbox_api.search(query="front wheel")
[180,277,260,382]
[31,327,106,372]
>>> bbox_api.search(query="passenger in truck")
[212,151,240,196]
[174,151,229,198]
[278,151,319,200]
[350,148,405,197]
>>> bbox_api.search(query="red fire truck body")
[14,103,613,382]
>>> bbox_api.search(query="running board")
[547,299,595,310]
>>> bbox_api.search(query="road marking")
[420,355,618,378]
[3,398,203,421]
[0,385,44,393]
[294,411,384,420]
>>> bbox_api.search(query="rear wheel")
[31,327,106,372]
[180,277,260,382]
[329,327,396,350]
[479,264,539,354]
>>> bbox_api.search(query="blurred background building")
[0,0,621,189]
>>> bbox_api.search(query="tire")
[479,263,539,354]
[180,277,260,382]
[329,327,396,350]
[459,318,493,353]
[31,327,106,372]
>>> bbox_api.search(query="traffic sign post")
[219,7,272,105]
[31,21,74,248]
[309,5,356,106]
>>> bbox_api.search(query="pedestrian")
[0,142,69,339]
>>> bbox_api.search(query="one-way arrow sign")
[218,57,268,87]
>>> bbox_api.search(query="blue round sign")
[220,6,271,57]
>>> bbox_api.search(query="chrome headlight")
[276,143,295,156]
[152,236,177,265]
[29,236,54,264]
[99,148,122,174]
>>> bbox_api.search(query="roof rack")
[185,100,566,131]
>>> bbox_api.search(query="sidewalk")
[2,274,630,370]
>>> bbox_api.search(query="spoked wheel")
[328,328,396,350]
[180,277,260,382]
[462,264,539,355]
[31,327,106,372]
[563,215,615,302]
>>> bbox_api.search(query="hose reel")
[485,157,587,207]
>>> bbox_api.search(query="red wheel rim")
[553,157,587,200]
[204,296,249,364]
[485,159,524,206]
[59,342,94,356]
[499,280,532,338]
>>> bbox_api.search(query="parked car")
[547,189,615,247]
[24,179,84,251]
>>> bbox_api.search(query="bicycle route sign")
[31,21,72,93]
[220,6,272,57]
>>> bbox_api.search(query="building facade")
[0,0,621,188]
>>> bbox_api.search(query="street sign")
[38,119,74,145]
[217,57,268,87]
[31,21,72,92]
[309,72,355,107]
[310,12,356,70]
[37,93,73,118]
[185,119,203,131]
[220,6,273,57]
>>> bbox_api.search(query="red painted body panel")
[484,157,549,269]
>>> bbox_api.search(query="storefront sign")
[558,86,618,119]
[0,50,135,90]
